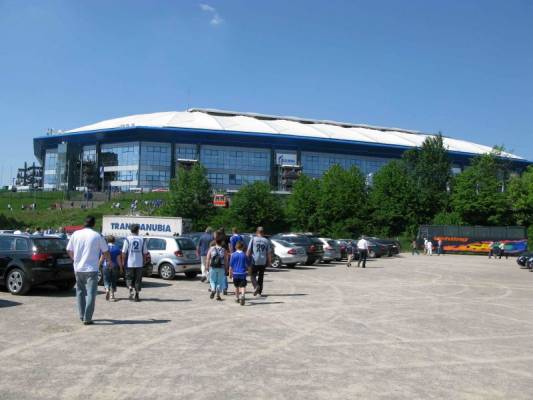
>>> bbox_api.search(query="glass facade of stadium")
[34,126,528,193]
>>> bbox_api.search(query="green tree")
[228,181,285,233]
[285,174,320,231]
[368,160,417,236]
[163,164,214,230]
[451,153,513,225]
[508,165,533,226]
[403,134,452,223]
[316,165,367,238]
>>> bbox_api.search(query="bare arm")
[206,251,211,271]
[67,250,74,260]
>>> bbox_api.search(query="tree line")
[162,135,533,242]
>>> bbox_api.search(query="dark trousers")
[357,250,367,268]
[126,267,143,292]
[250,265,266,292]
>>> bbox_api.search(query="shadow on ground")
[0,299,22,308]
[94,319,171,325]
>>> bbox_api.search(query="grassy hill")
[0,191,170,230]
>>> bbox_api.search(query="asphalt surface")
[1,254,533,400]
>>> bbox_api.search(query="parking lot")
[1,254,533,399]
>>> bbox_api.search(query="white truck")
[102,215,192,238]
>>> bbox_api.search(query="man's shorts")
[233,276,247,288]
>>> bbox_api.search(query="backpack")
[211,247,223,268]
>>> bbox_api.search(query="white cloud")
[199,3,223,26]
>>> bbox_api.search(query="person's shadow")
[94,319,170,325]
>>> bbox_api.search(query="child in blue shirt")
[229,241,248,306]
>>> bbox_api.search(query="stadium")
[33,108,531,192]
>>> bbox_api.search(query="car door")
[147,238,166,272]
[0,236,15,280]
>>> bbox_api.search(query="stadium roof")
[62,108,522,160]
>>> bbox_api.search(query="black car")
[271,233,324,265]
[97,237,153,285]
[517,252,533,268]
[0,234,75,295]
[368,237,401,257]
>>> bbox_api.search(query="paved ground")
[1,254,533,400]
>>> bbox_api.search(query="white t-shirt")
[66,228,109,273]
[357,239,369,250]
[122,235,148,268]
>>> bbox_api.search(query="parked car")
[517,252,533,267]
[97,237,153,285]
[318,238,342,263]
[270,239,307,268]
[146,236,201,280]
[365,239,387,258]
[368,237,401,256]
[0,234,75,295]
[271,233,324,265]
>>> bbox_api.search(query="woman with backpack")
[206,237,229,301]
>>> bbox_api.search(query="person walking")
[247,227,272,296]
[411,239,419,256]
[197,227,213,283]
[499,242,507,259]
[229,227,244,254]
[357,236,369,268]
[99,235,122,301]
[426,240,433,256]
[229,240,248,305]
[437,239,443,256]
[66,216,110,325]
[488,241,494,259]
[121,224,148,302]
[346,240,355,267]
[206,237,229,301]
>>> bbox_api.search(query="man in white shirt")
[357,236,369,268]
[67,216,110,325]
[122,224,149,302]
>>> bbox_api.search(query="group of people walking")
[198,226,272,305]
[67,216,149,325]
[346,237,369,268]
[411,238,444,256]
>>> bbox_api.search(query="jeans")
[250,265,266,292]
[103,267,119,291]
[125,268,143,292]
[209,267,226,293]
[75,271,98,322]
[358,250,367,268]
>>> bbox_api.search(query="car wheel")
[56,279,76,291]
[159,263,176,280]
[323,260,331,264]
[184,271,198,279]
[7,268,30,295]
[305,259,315,266]
[286,263,296,268]
[271,256,282,268]
[369,250,376,258]
[335,258,342,262]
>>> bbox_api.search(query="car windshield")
[274,239,293,247]
[32,238,66,253]
[176,238,196,250]
[327,240,337,247]
[279,236,309,245]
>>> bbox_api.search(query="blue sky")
[0,0,531,184]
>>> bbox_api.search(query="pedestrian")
[499,242,507,259]
[229,227,244,254]
[488,241,494,259]
[215,228,230,295]
[206,237,229,301]
[357,236,369,268]
[229,240,248,306]
[346,240,355,267]
[7,203,12,212]
[247,226,272,296]
[426,240,433,256]
[66,216,110,325]
[411,239,419,255]
[121,224,149,302]
[33,227,43,236]
[197,227,214,283]
[437,239,443,256]
[100,235,122,301]
[423,238,428,255]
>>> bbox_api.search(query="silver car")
[146,236,201,280]
[319,238,342,263]
[270,239,308,268]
